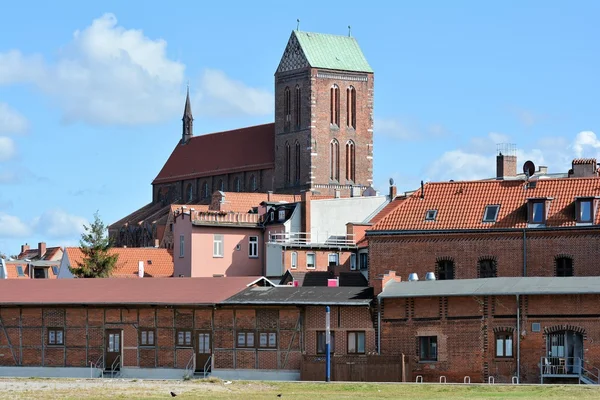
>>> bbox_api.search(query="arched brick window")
[185,183,193,202]
[555,255,574,277]
[330,139,339,181]
[295,85,301,128]
[295,141,301,184]
[436,258,455,280]
[285,142,291,185]
[284,86,291,128]
[330,84,340,126]
[234,178,241,192]
[346,86,356,129]
[345,140,355,182]
[250,175,257,192]
[218,179,224,192]
[202,182,209,198]
[478,257,497,278]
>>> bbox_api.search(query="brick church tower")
[274,30,374,195]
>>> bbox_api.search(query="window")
[436,259,454,280]
[213,234,224,257]
[51,266,59,275]
[419,336,437,361]
[202,182,209,198]
[330,139,340,181]
[34,268,47,279]
[577,198,594,223]
[234,178,241,192]
[483,205,500,222]
[48,328,64,346]
[306,253,315,269]
[531,323,541,332]
[295,141,301,183]
[495,332,513,358]
[528,200,546,224]
[346,140,355,182]
[350,254,357,271]
[176,330,192,347]
[330,84,340,126]
[478,258,497,278]
[140,329,156,347]
[237,331,255,348]
[317,331,335,354]
[291,252,298,269]
[259,332,277,348]
[425,210,437,221]
[218,179,224,192]
[249,236,258,258]
[555,256,573,277]
[346,86,356,129]
[295,85,301,128]
[186,183,193,202]
[328,253,339,267]
[278,209,286,221]
[250,175,257,192]
[284,86,291,125]
[347,331,365,354]
[359,253,368,270]
[285,141,291,184]
[16,265,24,277]
[179,235,185,257]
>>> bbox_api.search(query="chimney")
[496,143,517,179]
[38,242,46,259]
[154,239,160,248]
[569,159,598,178]
[372,270,402,296]
[301,190,312,234]
[334,189,341,199]
[267,191,273,202]
[138,261,144,278]
[389,184,397,199]
[21,243,29,254]
[538,166,548,175]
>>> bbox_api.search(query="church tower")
[182,86,193,144]
[274,30,374,195]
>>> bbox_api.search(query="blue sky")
[0,1,599,255]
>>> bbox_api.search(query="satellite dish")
[389,177,395,186]
[523,160,535,178]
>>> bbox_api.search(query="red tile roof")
[573,158,596,165]
[3,261,59,279]
[372,177,600,231]
[0,277,258,305]
[64,247,174,278]
[153,124,275,184]
[218,192,301,213]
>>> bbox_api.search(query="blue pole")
[326,305,331,382]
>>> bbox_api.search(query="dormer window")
[576,197,597,224]
[527,198,552,226]
[278,209,286,221]
[425,210,437,221]
[483,205,500,223]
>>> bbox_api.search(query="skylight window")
[425,210,437,221]
[16,265,25,277]
[483,205,500,222]
[51,266,59,275]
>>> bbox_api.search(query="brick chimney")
[37,242,46,259]
[569,159,598,178]
[389,184,397,199]
[496,151,517,179]
[300,190,312,234]
[372,270,402,296]
[21,243,29,254]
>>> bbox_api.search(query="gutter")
[522,229,527,277]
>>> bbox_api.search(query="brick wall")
[282,249,356,273]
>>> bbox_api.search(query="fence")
[300,354,406,382]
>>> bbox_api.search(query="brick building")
[110,29,375,248]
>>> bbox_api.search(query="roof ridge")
[294,30,358,40]
[189,122,275,140]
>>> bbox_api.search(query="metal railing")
[110,355,121,378]
[540,356,599,384]
[268,232,355,246]
[185,353,196,379]
[203,355,212,378]
[90,354,104,378]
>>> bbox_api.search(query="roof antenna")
[296,19,300,31]
[348,25,352,37]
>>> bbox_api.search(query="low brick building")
[378,275,600,384]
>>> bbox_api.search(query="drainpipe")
[377,297,381,355]
[516,294,521,381]
[522,229,527,277]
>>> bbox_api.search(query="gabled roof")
[2,261,59,279]
[0,277,257,305]
[278,30,373,73]
[64,247,174,278]
[371,177,600,232]
[153,124,275,184]
[222,286,374,306]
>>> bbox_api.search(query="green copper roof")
[293,30,373,73]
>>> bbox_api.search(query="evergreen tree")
[69,211,118,278]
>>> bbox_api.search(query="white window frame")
[249,236,259,258]
[350,254,357,270]
[291,252,298,269]
[213,234,224,258]
[179,234,185,258]
[278,209,286,221]
[328,253,339,266]
[306,253,316,269]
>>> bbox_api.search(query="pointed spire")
[183,82,193,119]
[181,83,193,144]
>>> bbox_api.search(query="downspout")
[377,297,381,355]
[522,229,527,277]
[516,294,521,382]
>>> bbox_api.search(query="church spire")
[182,84,193,144]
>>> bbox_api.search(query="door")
[195,331,211,373]
[547,330,583,374]
[105,329,122,370]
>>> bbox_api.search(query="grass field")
[1,378,600,399]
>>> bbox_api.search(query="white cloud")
[32,209,88,239]
[375,117,449,141]
[573,131,600,158]
[0,213,31,238]
[195,69,273,117]
[0,103,28,134]
[0,137,16,162]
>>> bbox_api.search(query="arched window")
[202,182,209,198]
[234,178,241,192]
[295,85,301,128]
[478,257,497,278]
[186,183,193,202]
[436,259,455,280]
[330,139,339,181]
[250,175,257,192]
[285,142,291,184]
[345,140,355,182]
[291,252,298,269]
[555,256,574,277]
[218,179,224,192]
[295,141,301,183]
[346,86,356,129]
[284,86,291,126]
[330,84,340,126]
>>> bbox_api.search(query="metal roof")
[222,286,373,306]
[378,277,600,299]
